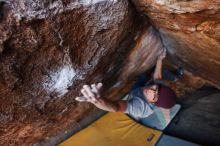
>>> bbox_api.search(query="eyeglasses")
[149,85,159,101]
[149,84,158,91]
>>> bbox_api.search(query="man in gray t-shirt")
[125,87,155,120]
[75,48,178,120]
[125,83,177,120]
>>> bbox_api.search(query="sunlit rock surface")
[0,0,164,145]
[120,25,163,79]
[131,0,220,88]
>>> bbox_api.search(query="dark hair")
[146,80,161,91]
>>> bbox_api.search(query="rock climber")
[75,48,183,122]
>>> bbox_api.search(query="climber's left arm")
[153,48,166,80]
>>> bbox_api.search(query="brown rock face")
[5,0,218,145]
[0,1,164,145]
[131,0,220,87]
[0,1,136,145]
[121,25,163,79]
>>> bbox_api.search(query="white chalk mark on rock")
[43,47,77,97]
[45,65,76,97]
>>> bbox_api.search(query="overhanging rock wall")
[2,0,218,145]
[131,0,220,87]
[0,1,163,145]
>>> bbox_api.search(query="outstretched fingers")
[96,83,103,90]
[76,83,103,103]
[83,85,96,102]
[75,96,87,102]
[91,84,98,93]
[81,89,89,98]
[80,88,93,102]
[91,83,102,98]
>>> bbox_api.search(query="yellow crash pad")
[60,112,162,146]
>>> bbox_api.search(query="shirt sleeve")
[125,97,153,119]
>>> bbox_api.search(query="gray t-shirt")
[125,87,155,120]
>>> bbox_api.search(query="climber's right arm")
[75,83,127,112]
